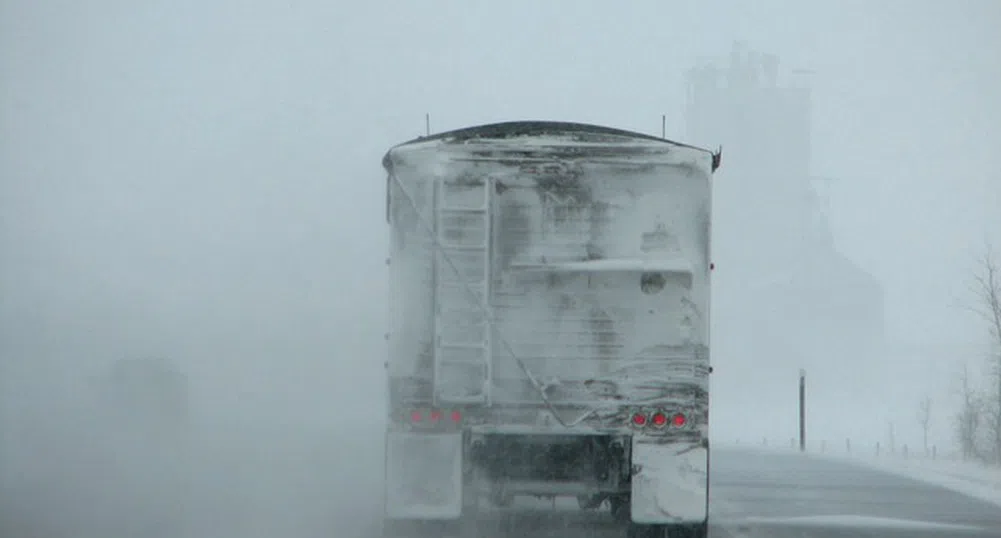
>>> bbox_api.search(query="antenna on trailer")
[661,114,666,139]
[425,113,430,136]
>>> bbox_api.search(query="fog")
[1,1,1000,536]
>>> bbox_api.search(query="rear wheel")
[668,522,708,538]
[609,494,630,522]
[626,522,667,538]
[676,522,708,538]
[577,493,606,510]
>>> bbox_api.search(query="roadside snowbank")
[824,450,1001,509]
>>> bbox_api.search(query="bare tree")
[918,395,932,456]
[956,362,982,461]
[970,244,1001,463]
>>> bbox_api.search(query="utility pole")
[799,369,806,452]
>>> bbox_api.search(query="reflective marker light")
[407,409,463,426]
[651,412,668,427]
[632,413,647,426]
[672,413,687,427]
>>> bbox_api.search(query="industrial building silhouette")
[686,43,885,438]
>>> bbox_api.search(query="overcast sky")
[2,0,999,439]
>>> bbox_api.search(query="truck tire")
[577,493,606,510]
[668,522,708,538]
[609,494,630,523]
[626,523,667,538]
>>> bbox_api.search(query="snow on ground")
[714,439,1001,509]
[823,448,1001,509]
[739,514,984,532]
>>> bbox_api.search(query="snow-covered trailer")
[381,121,719,538]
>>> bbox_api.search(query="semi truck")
[381,121,719,538]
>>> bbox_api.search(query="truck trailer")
[381,121,719,538]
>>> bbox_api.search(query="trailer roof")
[382,121,716,168]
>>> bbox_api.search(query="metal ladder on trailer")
[432,178,493,406]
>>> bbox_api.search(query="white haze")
[1,1,999,536]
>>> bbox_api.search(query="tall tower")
[686,42,814,275]
[688,43,885,442]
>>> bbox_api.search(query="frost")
[631,439,708,523]
[384,130,713,410]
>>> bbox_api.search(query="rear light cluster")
[629,409,688,429]
[407,409,462,425]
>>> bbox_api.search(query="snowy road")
[371,443,1001,538]
[437,446,1001,538]
[5,424,1001,538]
[706,446,1001,537]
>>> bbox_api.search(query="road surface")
[706,446,1001,537]
[378,445,1001,538]
[5,424,1001,538]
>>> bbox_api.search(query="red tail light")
[651,412,668,427]
[407,409,462,426]
[672,413,687,427]
[632,412,647,426]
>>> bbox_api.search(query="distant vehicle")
[380,121,719,538]
[98,356,188,434]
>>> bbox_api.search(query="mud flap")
[630,438,708,524]
[384,432,463,520]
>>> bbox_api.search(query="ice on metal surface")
[384,123,714,411]
[510,257,693,274]
[384,432,463,519]
[630,438,708,524]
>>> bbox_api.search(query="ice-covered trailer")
[382,121,719,538]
